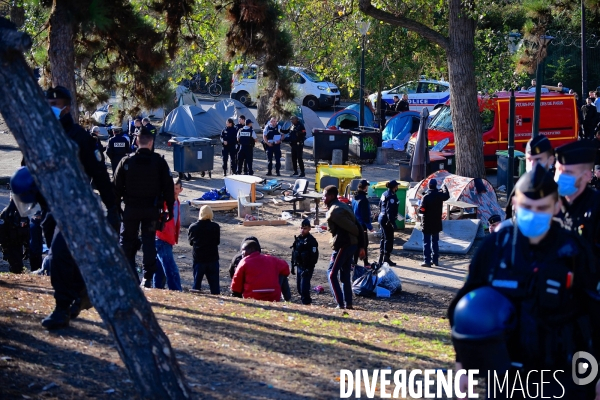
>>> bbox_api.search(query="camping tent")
[326,104,375,129]
[382,111,420,141]
[160,99,254,138]
[406,170,505,224]
[175,85,201,107]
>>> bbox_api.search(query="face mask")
[516,207,552,238]
[555,173,579,196]
[526,160,547,173]
[51,106,65,120]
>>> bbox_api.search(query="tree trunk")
[447,0,485,178]
[256,70,277,126]
[48,0,78,121]
[0,20,191,399]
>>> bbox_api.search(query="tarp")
[175,85,201,107]
[407,170,505,224]
[160,99,254,138]
[326,104,375,129]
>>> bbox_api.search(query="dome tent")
[326,104,375,129]
[406,170,505,224]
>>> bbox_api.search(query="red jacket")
[231,252,290,302]
[155,199,180,245]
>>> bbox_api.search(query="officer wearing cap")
[285,116,307,177]
[236,119,257,175]
[290,219,319,305]
[377,180,399,266]
[114,126,175,287]
[506,135,555,219]
[487,214,502,233]
[448,164,598,398]
[41,86,120,330]
[263,117,282,176]
[106,126,131,176]
[352,179,373,267]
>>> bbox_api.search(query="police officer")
[291,219,319,305]
[506,135,555,219]
[0,195,29,273]
[40,86,120,330]
[286,116,306,177]
[448,164,599,398]
[106,126,131,175]
[142,117,158,151]
[114,127,174,287]
[590,165,600,190]
[377,180,399,266]
[235,115,247,174]
[263,117,282,176]
[236,119,257,175]
[220,118,238,176]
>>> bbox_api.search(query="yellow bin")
[315,164,362,195]
[372,181,409,229]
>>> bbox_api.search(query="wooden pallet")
[242,219,288,227]
[190,199,238,212]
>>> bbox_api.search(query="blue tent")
[326,104,375,129]
[382,111,421,141]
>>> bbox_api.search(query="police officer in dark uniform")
[291,219,319,305]
[448,165,599,398]
[236,119,257,175]
[505,135,554,219]
[590,165,600,190]
[235,115,246,174]
[114,127,175,287]
[263,117,282,176]
[0,196,29,273]
[377,180,399,266]
[142,117,158,151]
[285,116,306,177]
[106,126,131,176]
[39,86,120,330]
[220,118,238,176]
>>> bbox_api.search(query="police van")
[230,65,340,110]
[369,78,450,112]
[406,89,578,167]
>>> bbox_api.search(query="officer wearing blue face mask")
[448,164,600,398]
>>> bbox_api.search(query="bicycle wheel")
[209,83,222,97]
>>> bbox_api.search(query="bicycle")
[185,74,222,97]
[207,75,222,97]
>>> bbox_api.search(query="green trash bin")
[372,181,410,229]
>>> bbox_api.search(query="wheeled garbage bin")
[372,181,409,229]
[349,128,381,162]
[496,150,525,189]
[312,129,352,165]
[168,137,215,181]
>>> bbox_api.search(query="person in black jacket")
[582,97,597,140]
[41,86,120,330]
[377,180,399,266]
[188,205,221,294]
[285,116,306,177]
[221,118,238,176]
[418,179,450,267]
[0,197,29,273]
[106,127,131,176]
[114,127,174,287]
[398,94,410,112]
[291,219,319,305]
[352,180,373,267]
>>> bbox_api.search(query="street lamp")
[532,34,554,138]
[357,20,370,128]
[582,1,588,99]
[506,32,521,196]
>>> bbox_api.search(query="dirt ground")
[0,116,503,398]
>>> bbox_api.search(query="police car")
[369,78,450,112]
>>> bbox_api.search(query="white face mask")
[525,159,547,173]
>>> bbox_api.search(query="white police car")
[369,78,450,112]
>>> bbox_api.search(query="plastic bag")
[352,264,369,282]
[376,265,402,294]
[352,269,378,297]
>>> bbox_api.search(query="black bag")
[352,269,378,297]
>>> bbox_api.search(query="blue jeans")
[327,245,356,308]
[193,261,220,294]
[153,239,182,291]
[422,232,439,265]
[297,266,314,305]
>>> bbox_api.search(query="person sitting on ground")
[231,240,290,302]
[229,236,260,279]
[188,205,221,294]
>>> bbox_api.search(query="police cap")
[429,178,438,188]
[301,218,311,227]
[488,214,501,225]
[245,119,253,125]
[45,86,72,101]
[358,179,370,189]
[515,163,557,199]
[555,140,596,165]
[525,135,552,155]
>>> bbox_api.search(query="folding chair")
[281,179,308,216]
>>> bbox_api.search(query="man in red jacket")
[154,178,183,290]
[231,241,290,302]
